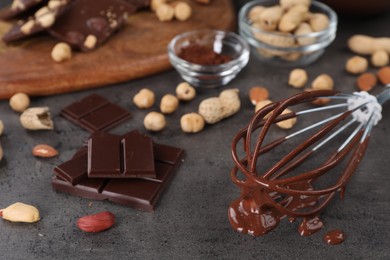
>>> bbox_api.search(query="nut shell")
[20,107,54,130]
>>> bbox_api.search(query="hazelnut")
[276,108,297,129]
[36,12,55,28]
[371,50,389,67]
[151,0,166,11]
[176,82,196,101]
[160,94,179,114]
[9,93,30,112]
[377,66,390,85]
[180,113,205,133]
[144,112,166,131]
[345,56,368,74]
[133,88,155,109]
[311,74,334,90]
[20,20,35,34]
[288,68,308,88]
[84,34,98,49]
[249,86,269,105]
[51,42,72,62]
[156,4,174,22]
[174,2,192,21]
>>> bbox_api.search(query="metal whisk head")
[228,87,390,237]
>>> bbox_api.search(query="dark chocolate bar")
[0,0,46,20]
[49,0,136,51]
[2,0,71,43]
[52,134,184,211]
[60,94,131,132]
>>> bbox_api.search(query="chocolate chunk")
[0,0,46,20]
[2,0,70,43]
[124,0,150,9]
[60,94,131,132]
[121,131,155,178]
[49,0,137,51]
[52,176,108,200]
[154,143,184,165]
[88,132,122,178]
[54,150,88,185]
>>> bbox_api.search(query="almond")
[356,73,377,91]
[249,86,269,105]
[32,144,58,158]
[377,66,390,85]
[77,211,115,233]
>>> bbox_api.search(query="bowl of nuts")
[168,29,250,88]
[239,0,337,66]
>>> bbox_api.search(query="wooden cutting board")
[0,0,236,99]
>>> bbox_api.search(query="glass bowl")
[168,29,250,88]
[239,0,337,66]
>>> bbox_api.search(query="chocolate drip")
[323,229,345,245]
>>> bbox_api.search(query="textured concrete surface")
[0,1,390,259]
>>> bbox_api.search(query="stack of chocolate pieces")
[1,0,150,51]
[52,94,184,211]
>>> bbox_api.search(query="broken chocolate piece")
[49,0,137,51]
[54,150,88,185]
[2,0,70,43]
[0,0,46,20]
[60,94,131,132]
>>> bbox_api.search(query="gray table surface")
[1,1,390,259]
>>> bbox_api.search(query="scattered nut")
[20,20,35,34]
[32,144,59,158]
[288,68,308,88]
[276,108,297,129]
[345,56,368,74]
[0,202,40,223]
[176,82,196,101]
[156,4,175,22]
[198,89,240,124]
[51,42,72,62]
[180,113,205,133]
[249,86,269,105]
[144,111,166,131]
[77,211,115,233]
[20,107,54,130]
[9,92,30,112]
[348,35,390,55]
[255,99,273,118]
[160,94,179,114]
[36,11,55,28]
[371,50,389,67]
[308,13,329,32]
[84,34,98,49]
[356,73,377,91]
[174,2,192,21]
[133,88,155,109]
[311,74,334,90]
[377,66,390,85]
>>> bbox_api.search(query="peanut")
[9,92,30,112]
[144,112,166,131]
[255,99,273,118]
[348,35,390,55]
[280,0,310,9]
[180,113,205,133]
[258,5,283,31]
[32,144,59,158]
[51,42,72,62]
[77,211,115,233]
[0,202,40,223]
[288,68,308,88]
[311,74,334,90]
[345,56,368,74]
[295,22,315,46]
[249,86,269,105]
[160,94,179,114]
[133,88,155,109]
[371,50,389,67]
[377,66,390,85]
[278,5,308,32]
[308,13,329,32]
[248,6,266,23]
[176,82,196,101]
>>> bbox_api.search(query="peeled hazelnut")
[180,113,205,133]
[160,94,179,114]
[36,11,55,28]
[288,69,308,88]
[345,56,368,74]
[371,50,389,67]
[84,34,98,49]
[176,82,196,101]
[312,74,334,90]
[20,107,54,130]
[0,202,40,223]
[276,108,297,129]
[9,92,30,112]
[174,2,192,21]
[156,4,174,22]
[144,112,166,131]
[133,88,155,109]
[249,86,269,105]
[51,42,72,62]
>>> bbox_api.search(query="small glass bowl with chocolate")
[239,0,337,66]
[168,29,250,88]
